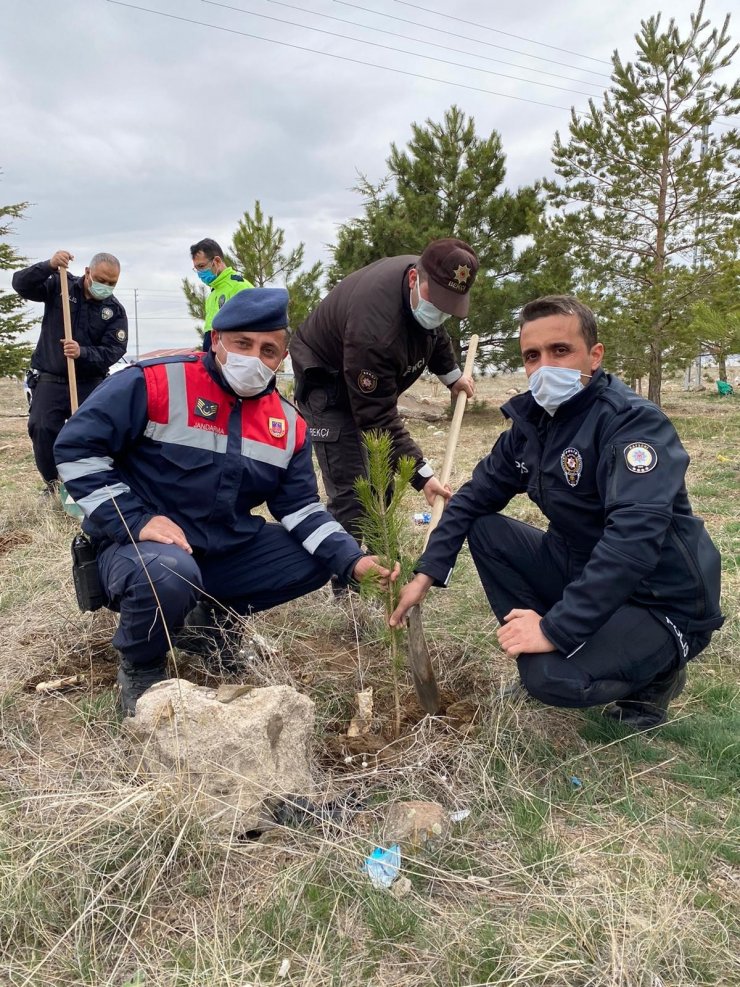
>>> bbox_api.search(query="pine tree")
[354,431,417,738]
[329,106,554,371]
[548,2,740,405]
[230,201,323,328]
[689,249,740,382]
[0,200,35,376]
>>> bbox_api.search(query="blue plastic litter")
[362,844,401,888]
[412,512,432,525]
[570,776,583,789]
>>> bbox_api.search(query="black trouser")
[297,385,370,544]
[28,376,103,483]
[468,513,710,709]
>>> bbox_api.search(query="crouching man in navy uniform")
[54,288,397,715]
[391,296,723,730]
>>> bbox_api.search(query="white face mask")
[528,365,591,416]
[410,279,450,330]
[217,343,275,398]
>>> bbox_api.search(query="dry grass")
[0,373,738,986]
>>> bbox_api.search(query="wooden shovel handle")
[423,334,479,549]
[59,267,78,412]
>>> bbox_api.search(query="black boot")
[174,602,245,671]
[117,657,168,717]
[603,665,687,731]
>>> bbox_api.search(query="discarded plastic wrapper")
[449,808,471,823]
[363,844,401,888]
[412,512,432,525]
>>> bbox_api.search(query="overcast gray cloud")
[1,0,733,354]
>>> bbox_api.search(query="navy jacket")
[417,370,723,655]
[12,261,128,379]
[53,353,364,580]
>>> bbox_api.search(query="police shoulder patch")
[101,306,114,321]
[116,329,126,341]
[358,369,378,393]
[218,294,226,308]
[560,446,583,487]
[624,442,657,473]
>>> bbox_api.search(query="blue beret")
[212,287,289,333]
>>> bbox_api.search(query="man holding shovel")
[289,238,479,547]
[12,250,128,495]
[392,296,723,730]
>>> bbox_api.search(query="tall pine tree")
[329,106,555,371]
[0,199,35,376]
[548,2,740,405]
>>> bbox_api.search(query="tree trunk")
[648,339,662,406]
[718,350,727,382]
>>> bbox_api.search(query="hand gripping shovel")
[58,268,84,520]
[406,334,479,713]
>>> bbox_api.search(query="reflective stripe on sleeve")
[281,501,326,532]
[57,456,114,481]
[302,520,346,554]
[76,482,131,516]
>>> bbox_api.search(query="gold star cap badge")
[453,263,471,285]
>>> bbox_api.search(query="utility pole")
[133,288,140,361]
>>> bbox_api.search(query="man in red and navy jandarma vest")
[55,288,396,715]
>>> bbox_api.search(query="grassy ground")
[0,372,738,987]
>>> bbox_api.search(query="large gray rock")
[123,679,315,835]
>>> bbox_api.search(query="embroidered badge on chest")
[358,369,378,393]
[194,397,219,420]
[101,306,114,321]
[624,442,657,473]
[269,417,286,438]
[560,447,583,487]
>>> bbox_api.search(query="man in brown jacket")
[289,238,479,542]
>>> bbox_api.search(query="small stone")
[391,876,413,898]
[384,800,450,849]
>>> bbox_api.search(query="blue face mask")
[197,268,217,286]
[410,281,450,330]
[528,365,591,416]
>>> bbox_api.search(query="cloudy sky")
[1,0,734,356]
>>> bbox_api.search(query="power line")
[264,0,606,90]
[392,0,613,66]
[202,0,599,97]
[105,0,585,113]
[335,1,611,79]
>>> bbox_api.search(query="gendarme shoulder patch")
[624,442,657,474]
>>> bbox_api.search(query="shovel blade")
[406,604,441,714]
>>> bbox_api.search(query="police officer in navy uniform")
[13,249,128,493]
[391,296,723,730]
[54,288,397,715]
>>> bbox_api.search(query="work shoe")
[174,602,246,671]
[496,677,530,702]
[603,665,687,731]
[116,658,168,717]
